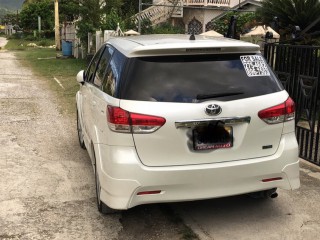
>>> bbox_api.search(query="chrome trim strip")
[175,117,251,129]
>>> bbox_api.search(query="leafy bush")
[43,30,55,39]
[37,39,54,47]
[101,8,125,31]
[140,18,153,35]
[257,0,320,32]
[209,12,258,38]
[19,0,54,31]
[152,22,185,34]
[6,33,23,40]
[24,34,37,41]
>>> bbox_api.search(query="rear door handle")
[92,101,96,106]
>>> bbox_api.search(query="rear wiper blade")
[196,92,243,100]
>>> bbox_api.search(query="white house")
[138,0,262,34]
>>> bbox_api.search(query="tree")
[22,0,80,23]
[152,22,184,34]
[140,18,153,34]
[257,0,320,32]
[120,0,152,15]
[102,0,123,15]
[59,0,80,22]
[76,0,102,47]
[75,0,154,46]
[19,0,54,31]
[101,8,124,31]
[210,12,258,38]
[22,0,45,8]
[1,13,20,26]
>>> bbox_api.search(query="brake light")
[258,97,295,124]
[107,106,166,133]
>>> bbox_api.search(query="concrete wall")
[150,0,262,34]
[182,1,262,34]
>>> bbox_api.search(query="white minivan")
[76,34,300,213]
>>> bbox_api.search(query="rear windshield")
[120,54,283,102]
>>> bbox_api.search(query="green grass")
[6,39,87,115]
[5,38,56,51]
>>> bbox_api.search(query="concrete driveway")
[0,38,191,240]
[0,38,123,239]
[176,161,320,240]
[1,37,320,240]
[0,37,8,48]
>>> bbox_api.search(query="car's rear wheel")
[77,109,86,149]
[94,160,118,214]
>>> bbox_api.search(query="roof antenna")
[189,31,196,40]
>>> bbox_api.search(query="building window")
[188,17,202,35]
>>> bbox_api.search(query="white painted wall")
[230,0,262,8]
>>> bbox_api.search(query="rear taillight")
[107,106,166,133]
[107,106,131,133]
[258,97,295,124]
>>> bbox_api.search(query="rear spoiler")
[129,46,260,57]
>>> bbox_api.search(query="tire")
[94,160,118,214]
[77,109,86,149]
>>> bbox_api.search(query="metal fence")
[264,43,320,166]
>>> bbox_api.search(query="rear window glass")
[120,54,283,102]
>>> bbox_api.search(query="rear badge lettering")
[240,55,270,77]
[205,104,222,116]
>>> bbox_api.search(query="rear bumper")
[96,132,300,210]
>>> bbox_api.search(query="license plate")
[193,125,233,151]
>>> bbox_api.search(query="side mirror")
[77,70,85,84]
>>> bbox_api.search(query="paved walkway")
[0,37,122,239]
[176,157,320,240]
[0,37,8,48]
[0,38,186,240]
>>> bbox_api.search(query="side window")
[103,67,116,96]
[85,47,104,83]
[102,50,126,97]
[93,46,114,88]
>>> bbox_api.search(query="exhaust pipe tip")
[247,188,278,199]
[270,192,278,199]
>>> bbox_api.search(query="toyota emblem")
[205,104,222,116]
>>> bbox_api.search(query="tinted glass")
[102,50,126,97]
[86,47,104,83]
[121,54,283,102]
[94,46,113,87]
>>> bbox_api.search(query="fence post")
[88,33,93,54]
[138,0,142,33]
[96,31,102,52]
